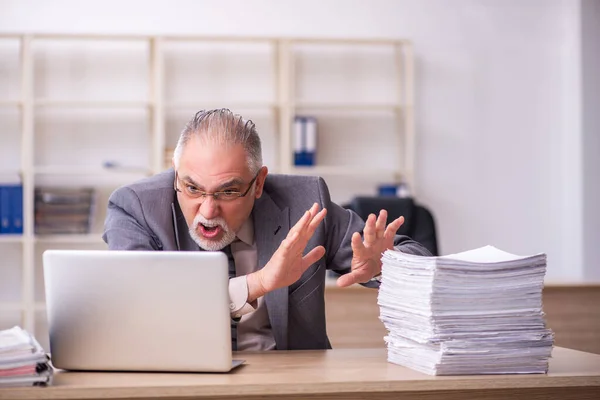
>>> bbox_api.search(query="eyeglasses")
[174,171,260,203]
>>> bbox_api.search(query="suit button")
[230,303,236,310]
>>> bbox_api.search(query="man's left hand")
[336,210,404,287]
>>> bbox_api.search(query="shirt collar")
[236,216,254,246]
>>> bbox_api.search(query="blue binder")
[0,177,23,235]
[0,185,10,234]
[11,185,23,234]
[294,116,317,166]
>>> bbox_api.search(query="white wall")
[581,0,600,282]
[0,0,595,283]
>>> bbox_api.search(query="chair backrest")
[344,196,439,256]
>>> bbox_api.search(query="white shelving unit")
[0,33,414,349]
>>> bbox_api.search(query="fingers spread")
[280,231,299,251]
[308,202,319,217]
[290,210,311,237]
[376,210,387,239]
[307,208,327,236]
[291,204,319,236]
[282,205,326,256]
[350,231,367,257]
[303,245,326,267]
[363,213,377,245]
[384,215,405,240]
[336,270,371,287]
[336,272,357,288]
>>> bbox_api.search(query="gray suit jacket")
[103,169,431,350]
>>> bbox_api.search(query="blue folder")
[0,183,23,235]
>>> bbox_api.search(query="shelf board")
[35,234,106,244]
[0,234,24,243]
[0,34,21,40]
[0,34,405,46]
[0,169,21,175]
[34,99,151,108]
[163,35,278,44]
[0,303,22,312]
[0,100,21,107]
[34,166,151,176]
[290,37,406,46]
[165,101,277,110]
[34,166,152,188]
[294,103,401,112]
[288,166,401,176]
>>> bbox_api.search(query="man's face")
[175,136,266,250]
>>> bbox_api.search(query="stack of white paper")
[378,245,554,375]
[0,326,52,387]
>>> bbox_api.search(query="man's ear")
[254,166,268,199]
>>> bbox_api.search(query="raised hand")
[248,203,327,299]
[336,210,404,287]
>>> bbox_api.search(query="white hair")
[173,109,263,174]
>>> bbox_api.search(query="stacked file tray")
[34,187,96,235]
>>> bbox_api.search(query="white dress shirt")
[227,218,277,351]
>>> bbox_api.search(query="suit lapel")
[253,191,290,350]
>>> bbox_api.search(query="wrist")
[246,270,268,303]
[371,258,382,282]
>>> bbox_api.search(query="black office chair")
[343,196,439,256]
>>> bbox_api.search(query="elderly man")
[103,109,430,351]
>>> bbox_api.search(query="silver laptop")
[43,250,244,372]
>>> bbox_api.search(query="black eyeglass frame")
[174,170,260,202]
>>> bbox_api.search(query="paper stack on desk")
[0,326,52,387]
[378,245,554,375]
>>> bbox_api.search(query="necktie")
[223,245,238,351]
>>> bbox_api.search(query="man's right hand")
[247,203,327,302]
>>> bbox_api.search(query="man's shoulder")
[265,173,321,187]
[263,174,329,206]
[264,174,323,193]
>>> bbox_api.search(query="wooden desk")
[1,347,599,400]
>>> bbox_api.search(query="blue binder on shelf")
[11,185,23,234]
[294,116,317,166]
[0,174,23,235]
[0,185,10,234]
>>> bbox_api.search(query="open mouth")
[198,224,223,239]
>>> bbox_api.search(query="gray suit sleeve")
[102,187,161,250]
[317,177,431,276]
